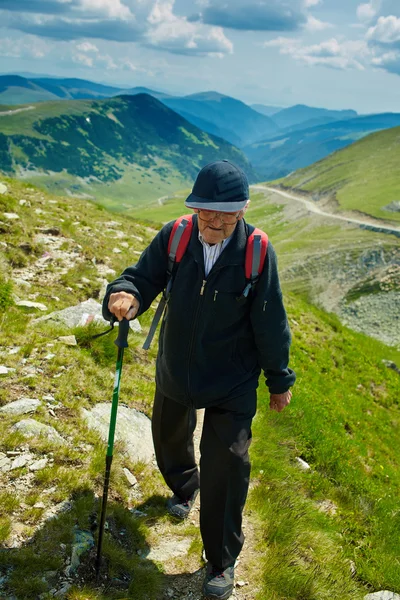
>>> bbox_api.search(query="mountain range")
[0,92,256,210]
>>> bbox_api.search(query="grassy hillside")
[0,94,256,212]
[0,178,399,600]
[244,113,400,181]
[275,126,400,223]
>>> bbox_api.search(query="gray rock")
[16,300,47,311]
[123,467,138,486]
[29,458,49,471]
[58,335,77,346]
[0,452,12,472]
[295,457,311,470]
[0,183,7,195]
[383,201,400,213]
[3,212,19,220]
[0,366,10,375]
[0,398,41,416]
[364,592,400,600]
[145,538,192,562]
[34,298,141,332]
[12,419,65,445]
[10,454,33,470]
[83,403,154,463]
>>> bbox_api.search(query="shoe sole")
[203,589,233,600]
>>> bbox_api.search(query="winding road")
[252,185,400,237]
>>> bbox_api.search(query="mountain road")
[252,185,400,237]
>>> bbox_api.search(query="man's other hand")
[269,390,292,412]
[108,292,139,322]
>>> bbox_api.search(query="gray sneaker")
[202,563,234,599]
[166,488,199,519]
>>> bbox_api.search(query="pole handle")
[115,318,130,348]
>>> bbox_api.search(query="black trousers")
[151,388,257,570]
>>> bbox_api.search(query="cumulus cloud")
[367,15,400,46]
[76,41,99,52]
[0,0,234,57]
[145,0,233,56]
[357,0,382,24]
[264,37,369,70]
[194,0,308,32]
[304,15,333,32]
[371,49,400,74]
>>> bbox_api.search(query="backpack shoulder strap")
[242,225,269,298]
[142,214,194,350]
[167,214,194,275]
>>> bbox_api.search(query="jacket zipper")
[187,278,207,405]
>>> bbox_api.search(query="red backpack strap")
[143,214,193,350]
[242,227,269,297]
[167,214,194,272]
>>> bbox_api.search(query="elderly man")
[102,159,295,600]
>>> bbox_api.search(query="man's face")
[195,208,245,244]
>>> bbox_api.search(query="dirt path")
[0,106,35,116]
[150,409,262,600]
[252,185,400,236]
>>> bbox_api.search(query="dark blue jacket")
[102,215,295,408]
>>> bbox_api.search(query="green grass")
[274,126,400,222]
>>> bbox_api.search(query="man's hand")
[269,390,292,412]
[108,292,140,322]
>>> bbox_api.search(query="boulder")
[83,403,154,463]
[12,419,65,445]
[34,298,141,332]
[0,398,41,416]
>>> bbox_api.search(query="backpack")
[142,214,268,350]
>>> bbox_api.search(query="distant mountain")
[243,113,400,181]
[162,91,279,147]
[0,93,257,203]
[0,75,171,105]
[271,104,358,129]
[276,125,400,223]
[251,103,284,116]
[124,86,173,100]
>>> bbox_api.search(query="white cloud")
[367,15,400,45]
[76,41,99,52]
[304,0,321,6]
[75,0,133,20]
[357,1,381,24]
[0,35,49,59]
[73,51,94,66]
[263,36,369,70]
[305,15,333,31]
[146,0,233,56]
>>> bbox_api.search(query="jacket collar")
[189,214,247,269]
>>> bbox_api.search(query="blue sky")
[1,0,400,113]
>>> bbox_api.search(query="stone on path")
[0,398,41,416]
[12,419,65,445]
[34,298,141,332]
[145,537,192,562]
[83,403,154,463]
[364,593,400,600]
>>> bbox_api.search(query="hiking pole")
[95,317,130,581]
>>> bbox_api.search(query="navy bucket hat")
[185,159,249,212]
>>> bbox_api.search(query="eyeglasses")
[196,209,241,225]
